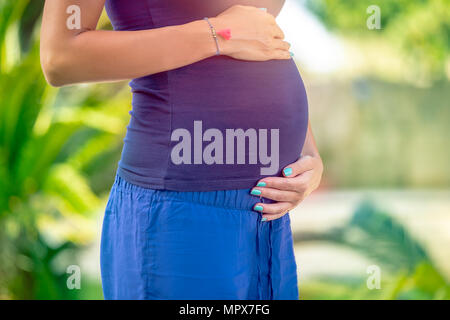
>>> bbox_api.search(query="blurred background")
[0,0,449,299]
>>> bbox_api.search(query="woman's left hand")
[251,155,323,221]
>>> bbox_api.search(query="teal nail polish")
[256,182,266,187]
[251,189,262,196]
[261,217,268,222]
[283,167,293,176]
[289,51,294,57]
[254,205,263,212]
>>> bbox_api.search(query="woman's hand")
[251,155,324,221]
[42,1,286,86]
[210,5,291,61]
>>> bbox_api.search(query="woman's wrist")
[178,19,218,59]
[181,17,232,60]
[207,17,232,56]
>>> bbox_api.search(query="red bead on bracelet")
[217,28,232,40]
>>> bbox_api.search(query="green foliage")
[339,201,429,272]
[1,0,447,300]
[0,0,126,299]
[297,201,450,300]
[304,0,450,82]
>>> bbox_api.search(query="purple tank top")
[105,0,308,191]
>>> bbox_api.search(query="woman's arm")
[250,121,324,221]
[40,1,291,87]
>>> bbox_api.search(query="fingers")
[249,159,314,221]
[250,186,298,202]
[260,10,284,39]
[272,23,285,39]
[282,155,316,178]
[256,176,301,192]
[253,201,291,221]
[271,49,292,60]
[222,4,291,61]
[262,212,286,221]
[248,157,322,222]
[274,39,290,50]
[267,40,291,60]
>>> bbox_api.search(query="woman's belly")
[120,56,308,191]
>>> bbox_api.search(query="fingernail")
[283,167,293,176]
[261,217,268,222]
[254,205,263,212]
[256,181,266,187]
[289,51,294,57]
[251,189,262,196]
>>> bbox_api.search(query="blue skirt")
[100,174,298,300]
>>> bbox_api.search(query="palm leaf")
[295,200,430,273]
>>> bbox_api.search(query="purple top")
[105,0,309,191]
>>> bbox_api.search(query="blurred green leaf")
[296,201,450,300]
[304,0,450,82]
[0,0,126,299]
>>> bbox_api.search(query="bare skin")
[252,122,323,221]
[40,1,290,86]
[40,0,323,220]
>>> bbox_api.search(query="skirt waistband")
[113,173,275,211]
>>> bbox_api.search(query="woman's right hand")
[209,5,291,61]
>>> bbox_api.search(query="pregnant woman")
[41,0,323,300]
